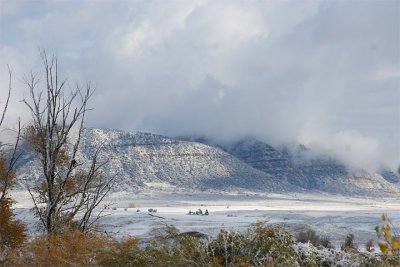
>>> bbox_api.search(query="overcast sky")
[0,0,399,170]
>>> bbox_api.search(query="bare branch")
[22,50,109,234]
[0,65,12,128]
[0,121,21,202]
[27,185,46,230]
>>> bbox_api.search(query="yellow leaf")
[392,237,399,250]
[379,243,389,254]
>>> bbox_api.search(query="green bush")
[145,225,210,266]
[209,222,299,266]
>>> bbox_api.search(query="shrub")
[294,242,319,267]
[365,239,374,252]
[209,229,247,266]
[248,222,299,266]
[0,199,27,251]
[6,230,106,266]
[0,155,27,265]
[296,229,321,247]
[209,222,299,266]
[145,225,210,266]
[3,219,399,266]
[375,213,400,265]
[341,233,357,251]
[96,236,147,266]
[320,236,334,249]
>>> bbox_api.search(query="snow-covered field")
[12,190,400,248]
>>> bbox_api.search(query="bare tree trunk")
[23,50,113,234]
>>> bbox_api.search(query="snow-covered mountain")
[217,138,313,189]
[15,128,399,195]
[16,128,291,193]
[181,136,400,195]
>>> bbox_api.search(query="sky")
[0,0,399,171]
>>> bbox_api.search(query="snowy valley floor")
[12,190,400,249]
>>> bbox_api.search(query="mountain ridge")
[15,128,399,196]
[178,134,400,195]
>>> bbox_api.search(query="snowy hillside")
[219,138,313,189]
[181,136,400,195]
[16,128,290,192]
[15,128,399,195]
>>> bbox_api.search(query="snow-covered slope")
[182,136,400,195]
[16,128,290,192]
[219,138,313,189]
[283,144,399,195]
[15,128,399,195]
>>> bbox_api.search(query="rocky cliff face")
[217,138,312,189]
[379,167,400,184]
[182,136,400,195]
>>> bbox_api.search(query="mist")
[0,0,399,171]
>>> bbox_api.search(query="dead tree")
[23,50,113,234]
[0,67,26,255]
[0,66,21,202]
[0,68,21,201]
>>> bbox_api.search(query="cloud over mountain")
[0,0,399,170]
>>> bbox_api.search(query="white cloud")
[0,0,399,170]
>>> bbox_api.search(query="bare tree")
[0,66,22,202]
[0,67,26,258]
[23,50,113,234]
[0,66,20,202]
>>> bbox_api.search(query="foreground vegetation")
[0,221,399,267]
